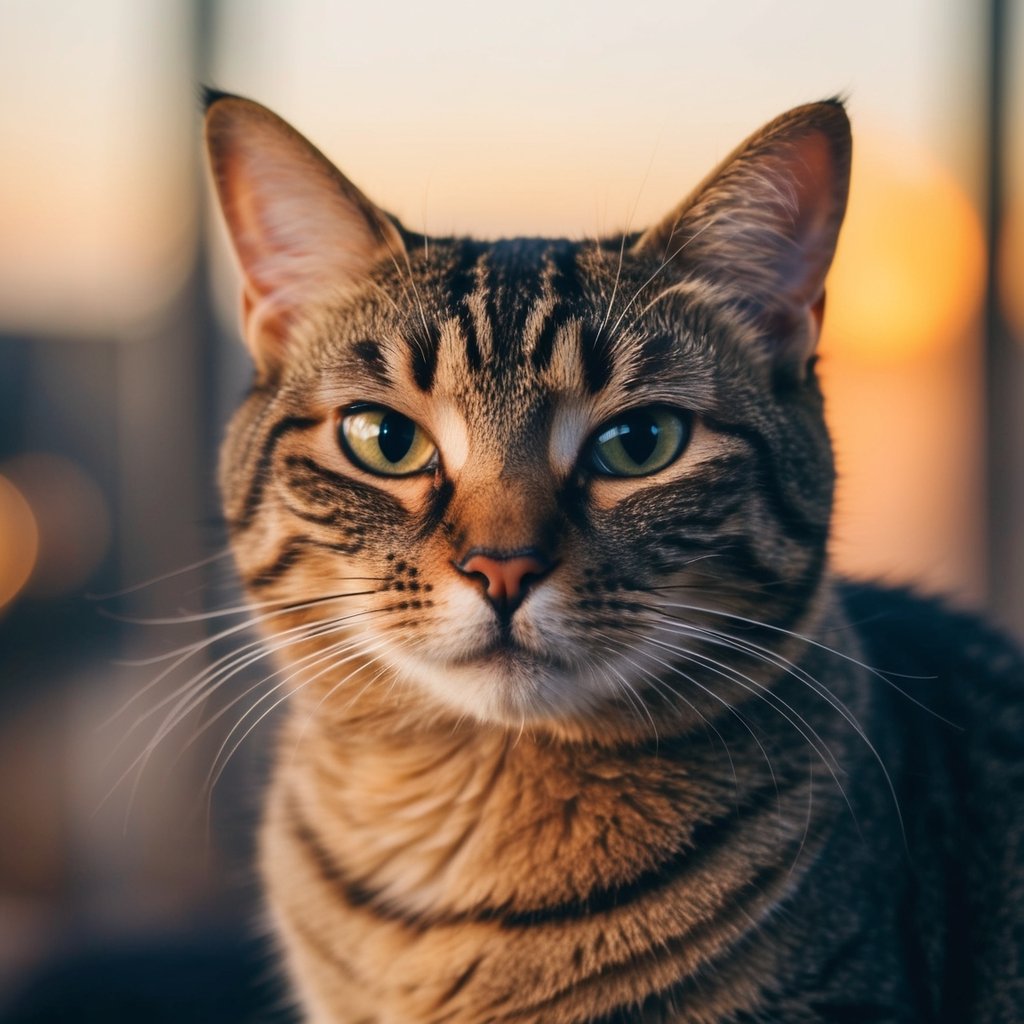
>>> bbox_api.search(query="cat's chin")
[386,642,613,728]
[448,636,564,670]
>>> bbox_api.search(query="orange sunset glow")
[825,139,986,363]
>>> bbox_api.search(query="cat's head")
[205,93,850,737]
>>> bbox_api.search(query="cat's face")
[206,94,850,734]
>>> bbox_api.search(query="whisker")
[606,220,715,341]
[135,606,385,763]
[104,582,385,628]
[591,641,658,739]
[638,627,843,800]
[286,644,410,766]
[380,230,434,365]
[653,594,951,720]
[597,640,740,783]
[595,232,628,347]
[645,619,846,776]
[662,639,846,839]
[362,277,408,319]
[167,616,386,763]
[205,632,398,801]
[102,587,385,727]
[610,642,730,744]
[86,547,234,601]
[791,754,815,876]
[101,606,390,823]
[686,623,897,840]
[614,631,785,816]
[642,611,903,842]
[595,136,660,348]
[110,615,333,757]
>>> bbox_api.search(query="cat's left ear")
[204,90,407,377]
[633,100,851,378]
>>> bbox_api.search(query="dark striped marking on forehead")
[406,237,617,395]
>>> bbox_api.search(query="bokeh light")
[0,473,39,611]
[2,454,111,600]
[824,137,986,362]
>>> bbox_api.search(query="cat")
[203,90,1024,1023]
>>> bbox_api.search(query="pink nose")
[456,550,552,606]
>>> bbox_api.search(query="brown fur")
[204,94,1024,1023]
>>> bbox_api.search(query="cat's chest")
[262,720,831,1024]
[279,718,736,921]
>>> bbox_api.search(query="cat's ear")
[204,91,406,376]
[633,100,851,377]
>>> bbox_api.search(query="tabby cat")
[203,92,1024,1023]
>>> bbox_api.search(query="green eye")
[588,407,690,477]
[339,406,437,476]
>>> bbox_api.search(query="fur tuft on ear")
[200,85,242,112]
[204,94,406,377]
[634,100,851,376]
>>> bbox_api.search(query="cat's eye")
[587,407,690,477]
[339,406,437,477]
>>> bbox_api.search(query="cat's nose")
[455,549,554,612]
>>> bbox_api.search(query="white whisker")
[87,548,234,601]
[102,605,391,826]
[606,220,715,342]
[644,606,905,842]
[204,632,398,802]
[103,588,384,728]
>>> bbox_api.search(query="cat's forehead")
[312,235,716,426]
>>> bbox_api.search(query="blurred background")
[0,0,1021,1019]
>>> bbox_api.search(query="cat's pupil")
[617,412,660,466]
[378,412,416,464]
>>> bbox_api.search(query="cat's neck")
[272,615,867,924]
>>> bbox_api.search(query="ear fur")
[203,92,406,376]
[633,100,851,376]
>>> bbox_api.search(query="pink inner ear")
[223,168,290,301]
[207,98,410,377]
[219,131,309,366]
[222,150,404,313]
[240,283,292,369]
[784,131,840,305]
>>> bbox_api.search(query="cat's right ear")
[204,91,406,376]
[633,100,851,379]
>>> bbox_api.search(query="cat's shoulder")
[839,579,1019,660]
[839,581,1024,1017]
[838,577,1023,728]
[839,579,1021,674]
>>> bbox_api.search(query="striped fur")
[204,96,1024,1022]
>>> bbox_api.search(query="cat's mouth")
[390,614,596,723]
[450,632,568,671]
